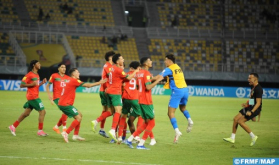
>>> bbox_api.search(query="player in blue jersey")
[156,54,194,143]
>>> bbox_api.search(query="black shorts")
[239,107,261,121]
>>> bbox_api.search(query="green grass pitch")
[0,90,278,165]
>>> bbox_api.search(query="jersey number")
[60,81,66,96]
[109,72,113,84]
[138,79,143,92]
[129,78,136,90]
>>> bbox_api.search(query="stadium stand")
[0,32,15,55]
[1,0,278,75]
[148,38,222,71]
[225,40,279,73]
[67,35,138,67]
[158,0,219,3]
[0,32,19,66]
[0,0,19,23]
[224,0,279,31]
[156,2,221,29]
[24,0,114,26]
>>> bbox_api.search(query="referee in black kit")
[223,73,263,146]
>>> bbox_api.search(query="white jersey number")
[129,78,136,90]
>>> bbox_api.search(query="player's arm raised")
[82,78,107,88]
[146,75,164,90]
[126,68,140,80]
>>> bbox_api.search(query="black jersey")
[250,84,263,110]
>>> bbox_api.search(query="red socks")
[57,114,68,127]
[97,111,112,122]
[117,116,126,137]
[100,111,107,129]
[132,122,147,137]
[123,122,127,138]
[74,122,81,135]
[142,119,155,140]
[149,131,154,139]
[61,114,67,126]
[137,116,144,129]
[13,121,20,128]
[38,123,43,130]
[66,120,80,134]
[111,112,121,130]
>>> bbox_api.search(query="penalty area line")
[0,155,162,165]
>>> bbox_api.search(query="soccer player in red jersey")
[117,61,156,145]
[117,61,141,143]
[59,68,107,143]
[125,57,162,150]
[106,53,139,141]
[8,60,48,136]
[91,51,115,138]
[46,63,70,134]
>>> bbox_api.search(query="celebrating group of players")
[8,51,194,150]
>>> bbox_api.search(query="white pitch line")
[0,156,162,165]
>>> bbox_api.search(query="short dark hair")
[140,57,150,66]
[58,63,65,68]
[166,54,175,63]
[250,73,259,79]
[112,53,122,64]
[69,68,77,76]
[129,61,140,69]
[104,51,115,61]
[29,60,39,71]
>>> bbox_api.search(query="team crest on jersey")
[77,80,81,83]
[122,71,125,75]
[22,77,27,81]
[146,76,150,80]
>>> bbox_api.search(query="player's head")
[29,60,40,71]
[129,61,140,70]
[165,54,175,67]
[58,63,66,74]
[69,68,80,79]
[248,73,259,86]
[140,57,152,68]
[112,53,124,66]
[105,51,115,62]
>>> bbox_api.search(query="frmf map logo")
[233,158,279,165]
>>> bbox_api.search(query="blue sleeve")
[159,68,172,77]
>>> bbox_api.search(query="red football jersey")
[21,71,40,100]
[122,71,138,100]
[100,62,112,92]
[48,73,70,100]
[137,70,153,105]
[58,77,84,106]
[106,65,127,95]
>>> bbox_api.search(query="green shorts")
[58,105,79,118]
[107,94,122,107]
[23,98,45,111]
[140,104,154,120]
[99,91,108,106]
[53,98,59,106]
[122,99,141,117]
